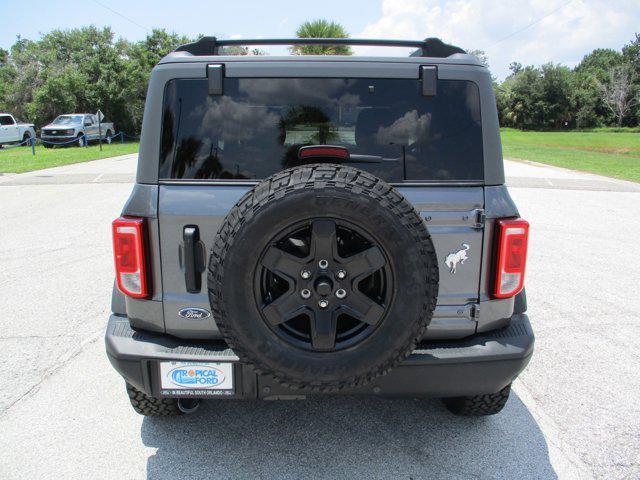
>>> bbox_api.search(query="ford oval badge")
[178,307,211,320]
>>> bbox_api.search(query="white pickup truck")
[41,113,115,147]
[0,113,36,147]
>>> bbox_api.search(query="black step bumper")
[105,314,534,399]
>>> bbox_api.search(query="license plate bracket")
[159,361,234,397]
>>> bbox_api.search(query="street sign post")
[96,109,104,151]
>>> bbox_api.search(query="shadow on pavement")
[142,392,556,479]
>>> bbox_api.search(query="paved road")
[1,156,638,479]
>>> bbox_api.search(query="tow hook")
[177,398,201,414]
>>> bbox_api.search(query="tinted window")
[159,77,483,182]
[0,115,15,126]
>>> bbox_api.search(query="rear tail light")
[112,217,148,298]
[493,218,529,299]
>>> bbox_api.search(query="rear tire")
[43,143,53,149]
[105,130,112,144]
[22,133,31,146]
[126,383,182,416]
[442,384,511,416]
[77,133,86,147]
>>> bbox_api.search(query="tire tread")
[443,384,511,416]
[208,164,438,392]
[126,383,182,416]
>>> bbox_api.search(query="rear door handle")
[183,226,203,293]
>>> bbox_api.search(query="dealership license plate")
[159,361,234,396]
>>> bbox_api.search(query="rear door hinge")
[207,64,224,95]
[471,304,480,320]
[474,208,486,229]
[421,65,437,96]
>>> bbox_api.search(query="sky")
[0,0,638,80]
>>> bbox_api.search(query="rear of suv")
[106,37,533,417]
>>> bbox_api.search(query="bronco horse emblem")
[445,243,470,274]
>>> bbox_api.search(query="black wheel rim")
[254,218,394,352]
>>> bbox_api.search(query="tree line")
[0,23,638,134]
[494,34,639,129]
[0,27,254,135]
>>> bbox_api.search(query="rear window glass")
[159,77,483,182]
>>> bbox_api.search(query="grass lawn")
[0,142,139,174]
[501,128,640,183]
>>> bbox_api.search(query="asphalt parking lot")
[0,155,639,479]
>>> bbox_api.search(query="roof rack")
[174,37,466,58]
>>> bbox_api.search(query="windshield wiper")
[348,154,400,164]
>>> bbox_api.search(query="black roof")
[175,37,466,58]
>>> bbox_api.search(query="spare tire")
[208,164,438,391]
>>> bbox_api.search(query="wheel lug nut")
[336,288,347,299]
[318,299,329,309]
[318,259,329,269]
[301,270,311,279]
[337,270,346,279]
[301,289,311,299]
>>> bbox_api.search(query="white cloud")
[355,0,639,80]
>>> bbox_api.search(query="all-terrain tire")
[126,383,182,416]
[442,384,511,416]
[208,164,439,392]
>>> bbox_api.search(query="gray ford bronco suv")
[106,37,533,417]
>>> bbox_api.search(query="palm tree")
[292,20,353,55]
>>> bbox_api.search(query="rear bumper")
[105,313,534,399]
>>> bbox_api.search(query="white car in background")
[41,113,115,147]
[0,113,36,147]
